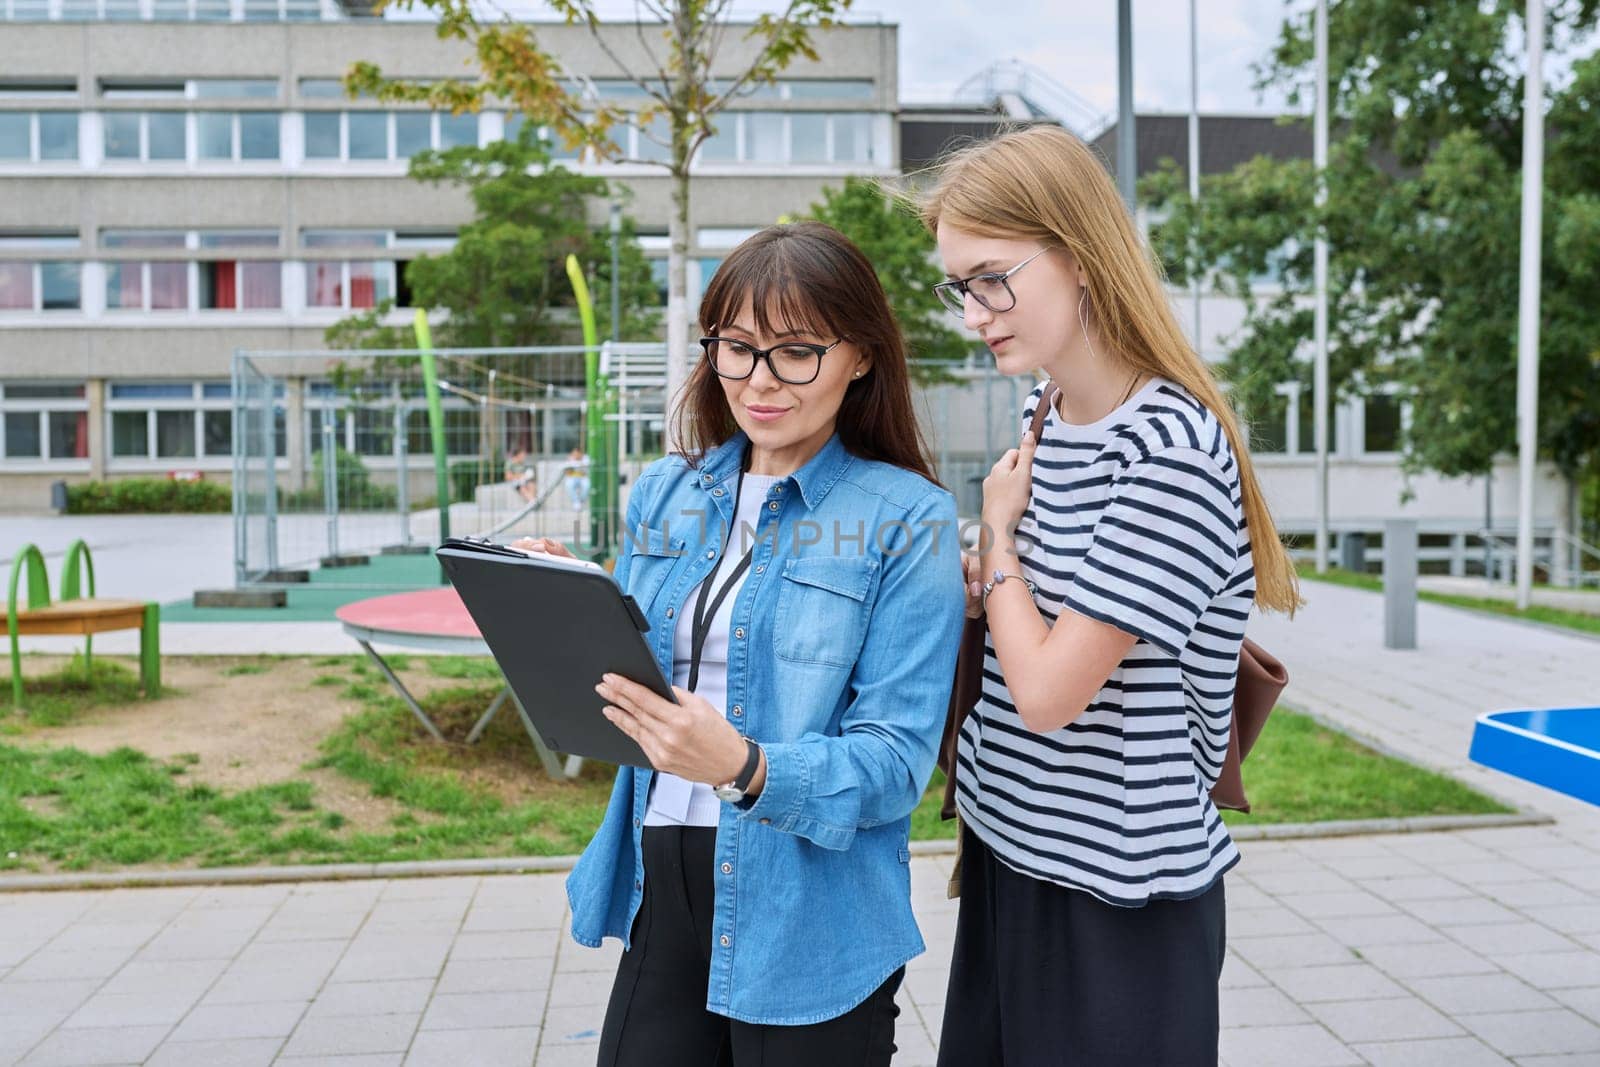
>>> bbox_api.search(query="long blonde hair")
[921,125,1300,614]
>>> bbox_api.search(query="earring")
[1078,286,1100,361]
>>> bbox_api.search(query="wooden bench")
[7,540,160,709]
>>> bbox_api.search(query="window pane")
[102,229,185,249]
[238,261,281,308]
[7,383,85,398]
[192,79,279,100]
[38,112,77,160]
[438,111,476,149]
[699,116,736,162]
[633,113,668,163]
[105,262,143,309]
[145,111,186,160]
[394,112,430,158]
[347,261,390,309]
[40,262,80,309]
[239,112,279,159]
[353,407,392,455]
[5,412,41,458]
[156,410,197,457]
[306,261,342,307]
[111,410,148,456]
[149,261,188,308]
[0,113,28,160]
[502,112,524,143]
[832,113,870,163]
[746,113,783,162]
[201,381,232,399]
[197,112,232,160]
[103,112,140,159]
[299,79,345,99]
[790,112,827,163]
[304,112,340,158]
[203,409,231,455]
[198,230,277,249]
[787,80,874,100]
[1365,394,1402,453]
[347,111,387,159]
[0,262,33,308]
[48,410,86,459]
[112,382,192,399]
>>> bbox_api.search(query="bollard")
[1339,531,1367,573]
[1384,519,1418,650]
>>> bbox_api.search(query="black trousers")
[938,826,1227,1067]
[598,825,903,1067]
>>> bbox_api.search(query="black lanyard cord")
[686,467,755,693]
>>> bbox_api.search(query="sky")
[535,0,1308,122]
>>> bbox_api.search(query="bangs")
[699,234,848,342]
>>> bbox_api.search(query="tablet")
[436,538,670,768]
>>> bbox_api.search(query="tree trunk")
[666,169,690,431]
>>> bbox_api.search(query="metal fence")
[230,345,1038,589]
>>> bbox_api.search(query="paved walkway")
[2,584,1599,1065]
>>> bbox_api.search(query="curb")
[0,812,1552,893]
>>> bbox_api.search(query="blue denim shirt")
[564,431,965,1025]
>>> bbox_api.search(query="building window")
[306,260,394,310]
[105,261,189,310]
[1,382,89,462]
[196,111,280,160]
[303,110,480,161]
[102,111,187,161]
[1363,392,1404,454]
[0,111,79,161]
[0,261,80,310]
[198,261,281,309]
[106,380,233,461]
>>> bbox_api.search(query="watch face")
[713,785,743,803]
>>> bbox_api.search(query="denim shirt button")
[706,550,716,560]
[731,705,742,717]
[713,488,724,497]
[719,934,731,948]
[758,818,770,825]
[665,608,674,619]
[755,564,765,574]
[720,862,733,875]
[633,818,641,828]
[734,627,745,639]
[768,501,779,512]
[635,880,642,890]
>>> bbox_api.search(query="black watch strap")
[732,737,762,792]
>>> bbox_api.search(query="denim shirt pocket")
[623,525,686,617]
[773,556,878,668]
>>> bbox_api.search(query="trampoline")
[335,587,581,779]
[1469,707,1600,808]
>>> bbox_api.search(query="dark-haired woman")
[561,221,965,1067]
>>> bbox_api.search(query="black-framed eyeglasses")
[932,247,1053,316]
[698,336,845,386]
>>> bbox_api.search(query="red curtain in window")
[213,260,237,309]
[349,262,376,309]
[70,413,88,458]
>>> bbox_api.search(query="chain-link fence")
[231,345,1030,589]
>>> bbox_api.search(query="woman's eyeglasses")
[699,336,844,386]
[932,247,1053,316]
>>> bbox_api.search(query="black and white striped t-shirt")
[955,377,1254,908]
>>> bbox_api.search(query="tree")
[805,177,970,377]
[1145,0,1600,519]
[347,0,852,413]
[326,127,660,351]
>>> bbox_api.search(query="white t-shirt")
[645,472,781,827]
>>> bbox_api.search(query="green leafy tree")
[1144,0,1600,518]
[805,177,971,378]
[346,0,853,409]
[326,128,659,351]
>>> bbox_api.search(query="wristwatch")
[713,737,763,803]
[982,569,1037,602]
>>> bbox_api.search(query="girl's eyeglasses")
[932,247,1053,316]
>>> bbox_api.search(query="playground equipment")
[7,540,160,709]
[334,586,581,780]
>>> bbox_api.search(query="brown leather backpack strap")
[1031,380,1059,440]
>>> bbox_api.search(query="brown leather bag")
[937,381,1288,818]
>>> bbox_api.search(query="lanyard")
[686,467,755,693]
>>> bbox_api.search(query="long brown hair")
[673,221,940,486]
[920,125,1300,614]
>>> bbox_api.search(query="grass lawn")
[1300,564,1600,636]
[2,654,1509,873]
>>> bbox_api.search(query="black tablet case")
[436,538,671,768]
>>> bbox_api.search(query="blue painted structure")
[1469,707,1600,807]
